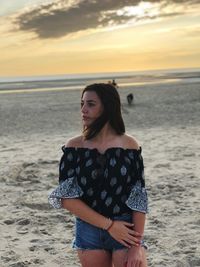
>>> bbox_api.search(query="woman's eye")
[81,101,95,107]
[88,103,95,107]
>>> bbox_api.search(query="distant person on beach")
[112,79,119,89]
[108,79,118,89]
[112,79,117,87]
[49,83,148,267]
[127,93,134,105]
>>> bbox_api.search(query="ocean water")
[0,68,200,93]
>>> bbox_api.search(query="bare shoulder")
[123,134,140,150]
[65,135,83,148]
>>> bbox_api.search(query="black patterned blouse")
[49,146,148,217]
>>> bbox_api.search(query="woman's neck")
[85,123,118,146]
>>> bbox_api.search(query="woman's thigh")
[77,249,112,267]
[112,247,148,267]
[112,249,127,267]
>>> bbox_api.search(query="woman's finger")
[123,222,134,227]
[122,223,142,236]
[126,237,140,246]
[127,229,142,238]
[118,239,131,248]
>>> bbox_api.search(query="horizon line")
[0,66,200,83]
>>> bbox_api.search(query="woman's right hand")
[108,220,142,248]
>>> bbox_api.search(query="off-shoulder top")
[48,146,148,217]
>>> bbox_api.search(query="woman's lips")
[82,116,90,120]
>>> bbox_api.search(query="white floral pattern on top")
[48,177,83,209]
[126,180,148,213]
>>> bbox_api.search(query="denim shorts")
[72,214,147,252]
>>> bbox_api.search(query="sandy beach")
[0,81,200,267]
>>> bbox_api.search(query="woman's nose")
[81,104,88,113]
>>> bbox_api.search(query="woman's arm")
[62,198,141,248]
[132,211,146,238]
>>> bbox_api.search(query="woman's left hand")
[125,246,143,267]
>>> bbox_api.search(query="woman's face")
[81,91,104,127]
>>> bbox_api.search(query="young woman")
[49,83,148,267]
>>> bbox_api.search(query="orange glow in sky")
[0,0,200,77]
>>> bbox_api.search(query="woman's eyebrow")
[81,99,97,103]
[87,100,96,103]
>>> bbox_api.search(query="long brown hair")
[81,83,125,140]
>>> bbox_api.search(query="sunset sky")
[0,0,200,77]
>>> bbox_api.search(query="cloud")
[13,0,200,39]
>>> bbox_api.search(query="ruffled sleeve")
[48,146,83,209]
[125,148,149,213]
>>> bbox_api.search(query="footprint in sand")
[16,218,30,225]
[4,219,15,225]
[9,261,31,267]
[31,258,45,264]
[29,245,37,252]
[30,239,40,243]
[22,202,50,211]
[1,250,19,264]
